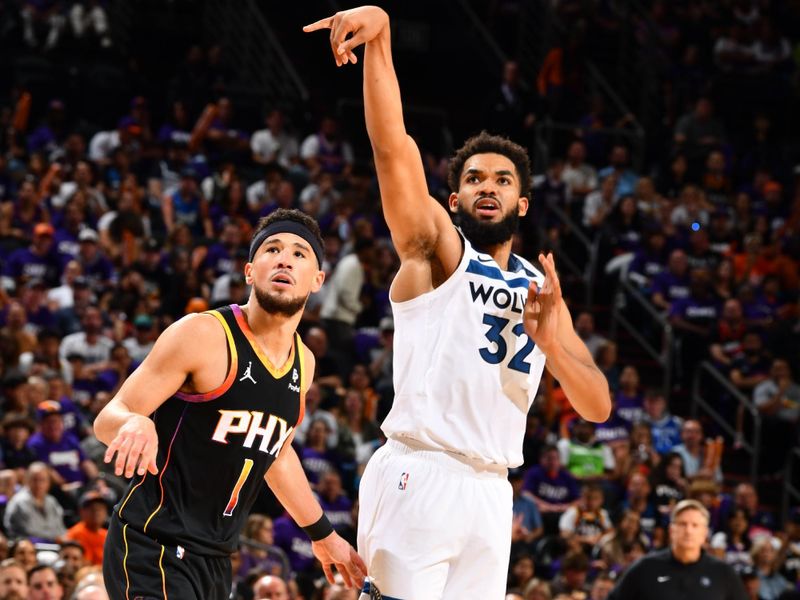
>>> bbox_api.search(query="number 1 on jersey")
[224,458,253,517]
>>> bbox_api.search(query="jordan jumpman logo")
[239,361,257,384]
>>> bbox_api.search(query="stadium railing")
[691,361,761,484]
[203,0,309,105]
[783,447,800,523]
[608,274,673,394]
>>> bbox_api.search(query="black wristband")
[302,514,334,541]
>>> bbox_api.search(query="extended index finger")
[302,15,335,32]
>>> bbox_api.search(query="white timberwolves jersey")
[382,234,547,467]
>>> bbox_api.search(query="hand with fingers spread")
[103,414,159,478]
[303,6,389,66]
[311,532,368,588]
[524,252,563,354]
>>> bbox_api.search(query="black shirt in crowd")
[609,549,748,600]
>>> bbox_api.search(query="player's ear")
[310,270,325,293]
[244,261,253,285]
[448,192,459,214]
[517,196,529,217]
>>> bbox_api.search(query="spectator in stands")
[76,229,113,291]
[671,185,712,230]
[524,445,580,531]
[558,419,615,481]
[320,238,374,356]
[252,574,289,600]
[4,461,66,541]
[161,167,212,239]
[590,572,615,600]
[302,326,345,402]
[595,341,621,391]
[250,108,300,170]
[673,419,722,482]
[488,60,537,147]
[753,358,800,473]
[559,483,612,554]
[673,98,726,167]
[238,514,284,580]
[65,490,108,566]
[724,483,776,539]
[28,400,98,487]
[59,540,86,573]
[651,248,690,312]
[642,388,683,455]
[318,470,353,535]
[777,509,800,585]
[710,299,748,370]
[272,513,315,581]
[299,418,339,487]
[650,451,688,517]
[563,140,598,206]
[752,536,792,600]
[4,222,63,287]
[583,172,618,230]
[574,312,608,360]
[88,118,140,166]
[0,559,28,599]
[550,550,591,597]
[58,306,112,364]
[670,267,720,382]
[121,315,155,364]
[730,330,771,393]
[710,507,753,571]
[300,116,354,180]
[509,467,543,555]
[28,564,64,600]
[47,261,82,310]
[597,509,651,573]
[1,413,37,472]
[628,226,669,288]
[599,144,639,198]
[615,366,643,424]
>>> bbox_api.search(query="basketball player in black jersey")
[95,209,367,599]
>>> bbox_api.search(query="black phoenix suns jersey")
[115,304,305,556]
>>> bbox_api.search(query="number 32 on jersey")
[479,314,535,374]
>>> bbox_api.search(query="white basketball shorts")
[357,438,512,600]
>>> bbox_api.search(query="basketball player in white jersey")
[306,8,612,599]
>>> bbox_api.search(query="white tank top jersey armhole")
[382,229,547,468]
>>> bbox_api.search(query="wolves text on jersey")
[211,410,294,456]
[469,281,527,314]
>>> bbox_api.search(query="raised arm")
[93,313,221,478]
[304,7,459,268]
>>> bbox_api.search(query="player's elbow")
[579,393,612,423]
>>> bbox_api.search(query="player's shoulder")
[158,311,228,350]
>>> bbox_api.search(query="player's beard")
[253,284,308,317]
[453,202,520,249]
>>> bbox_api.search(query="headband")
[249,220,324,267]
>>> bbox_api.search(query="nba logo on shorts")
[398,472,409,490]
[176,545,185,560]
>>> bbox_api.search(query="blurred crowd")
[0,1,799,600]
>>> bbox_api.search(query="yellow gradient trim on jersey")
[159,544,167,599]
[122,523,130,600]
[232,304,296,378]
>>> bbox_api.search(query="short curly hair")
[447,131,531,198]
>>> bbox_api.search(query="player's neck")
[240,300,300,359]
[478,241,513,271]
